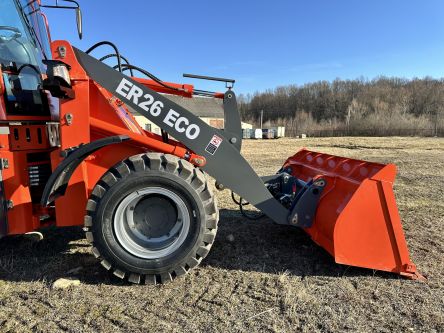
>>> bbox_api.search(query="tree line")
[238,77,444,137]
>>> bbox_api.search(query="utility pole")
[260,110,263,129]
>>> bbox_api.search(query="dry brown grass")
[0,137,443,332]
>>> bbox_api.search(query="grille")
[28,163,52,187]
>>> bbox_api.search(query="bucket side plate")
[283,149,424,280]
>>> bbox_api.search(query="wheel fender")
[41,135,130,206]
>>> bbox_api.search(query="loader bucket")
[282,149,424,280]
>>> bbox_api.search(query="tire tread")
[84,153,219,285]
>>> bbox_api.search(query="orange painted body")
[0,2,423,283]
[283,149,424,280]
[0,40,206,234]
[0,33,422,281]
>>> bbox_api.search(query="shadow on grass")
[0,226,124,286]
[203,209,398,280]
[0,209,397,285]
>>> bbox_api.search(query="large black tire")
[84,153,218,284]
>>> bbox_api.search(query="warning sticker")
[205,135,223,155]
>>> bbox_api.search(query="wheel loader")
[0,0,424,284]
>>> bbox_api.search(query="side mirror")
[41,0,83,40]
[75,7,82,39]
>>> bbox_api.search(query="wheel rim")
[113,187,190,259]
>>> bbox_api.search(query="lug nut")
[290,214,298,225]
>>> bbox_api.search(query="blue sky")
[44,0,444,94]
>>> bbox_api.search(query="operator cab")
[0,0,53,117]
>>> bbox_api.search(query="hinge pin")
[6,200,13,210]
[0,159,9,169]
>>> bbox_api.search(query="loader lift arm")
[0,0,423,283]
[43,48,422,281]
[72,48,291,225]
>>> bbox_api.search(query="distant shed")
[130,94,253,134]
[131,95,225,134]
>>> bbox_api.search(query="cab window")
[20,0,52,61]
[0,0,50,116]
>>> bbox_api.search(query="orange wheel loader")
[0,0,424,284]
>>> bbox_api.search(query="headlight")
[43,60,72,87]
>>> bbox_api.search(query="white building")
[130,94,252,134]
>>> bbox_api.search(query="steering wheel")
[0,26,22,43]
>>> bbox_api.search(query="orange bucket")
[283,149,424,280]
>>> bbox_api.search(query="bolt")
[314,179,326,187]
[290,214,298,225]
[227,93,233,99]
[58,46,67,58]
[65,113,73,126]
[192,158,204,165]
[230,137,237,144]
[2,159,9,169]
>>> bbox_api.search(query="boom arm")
[73,48,290,225]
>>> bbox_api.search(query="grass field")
[0,137,442,332]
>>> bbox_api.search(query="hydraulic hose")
[99,53,134,76]
[87,42,184,93]
[115,63,185,93]
[85,41,122,72]
[231,191,265,220]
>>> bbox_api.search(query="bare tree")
[240,77,444,137]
